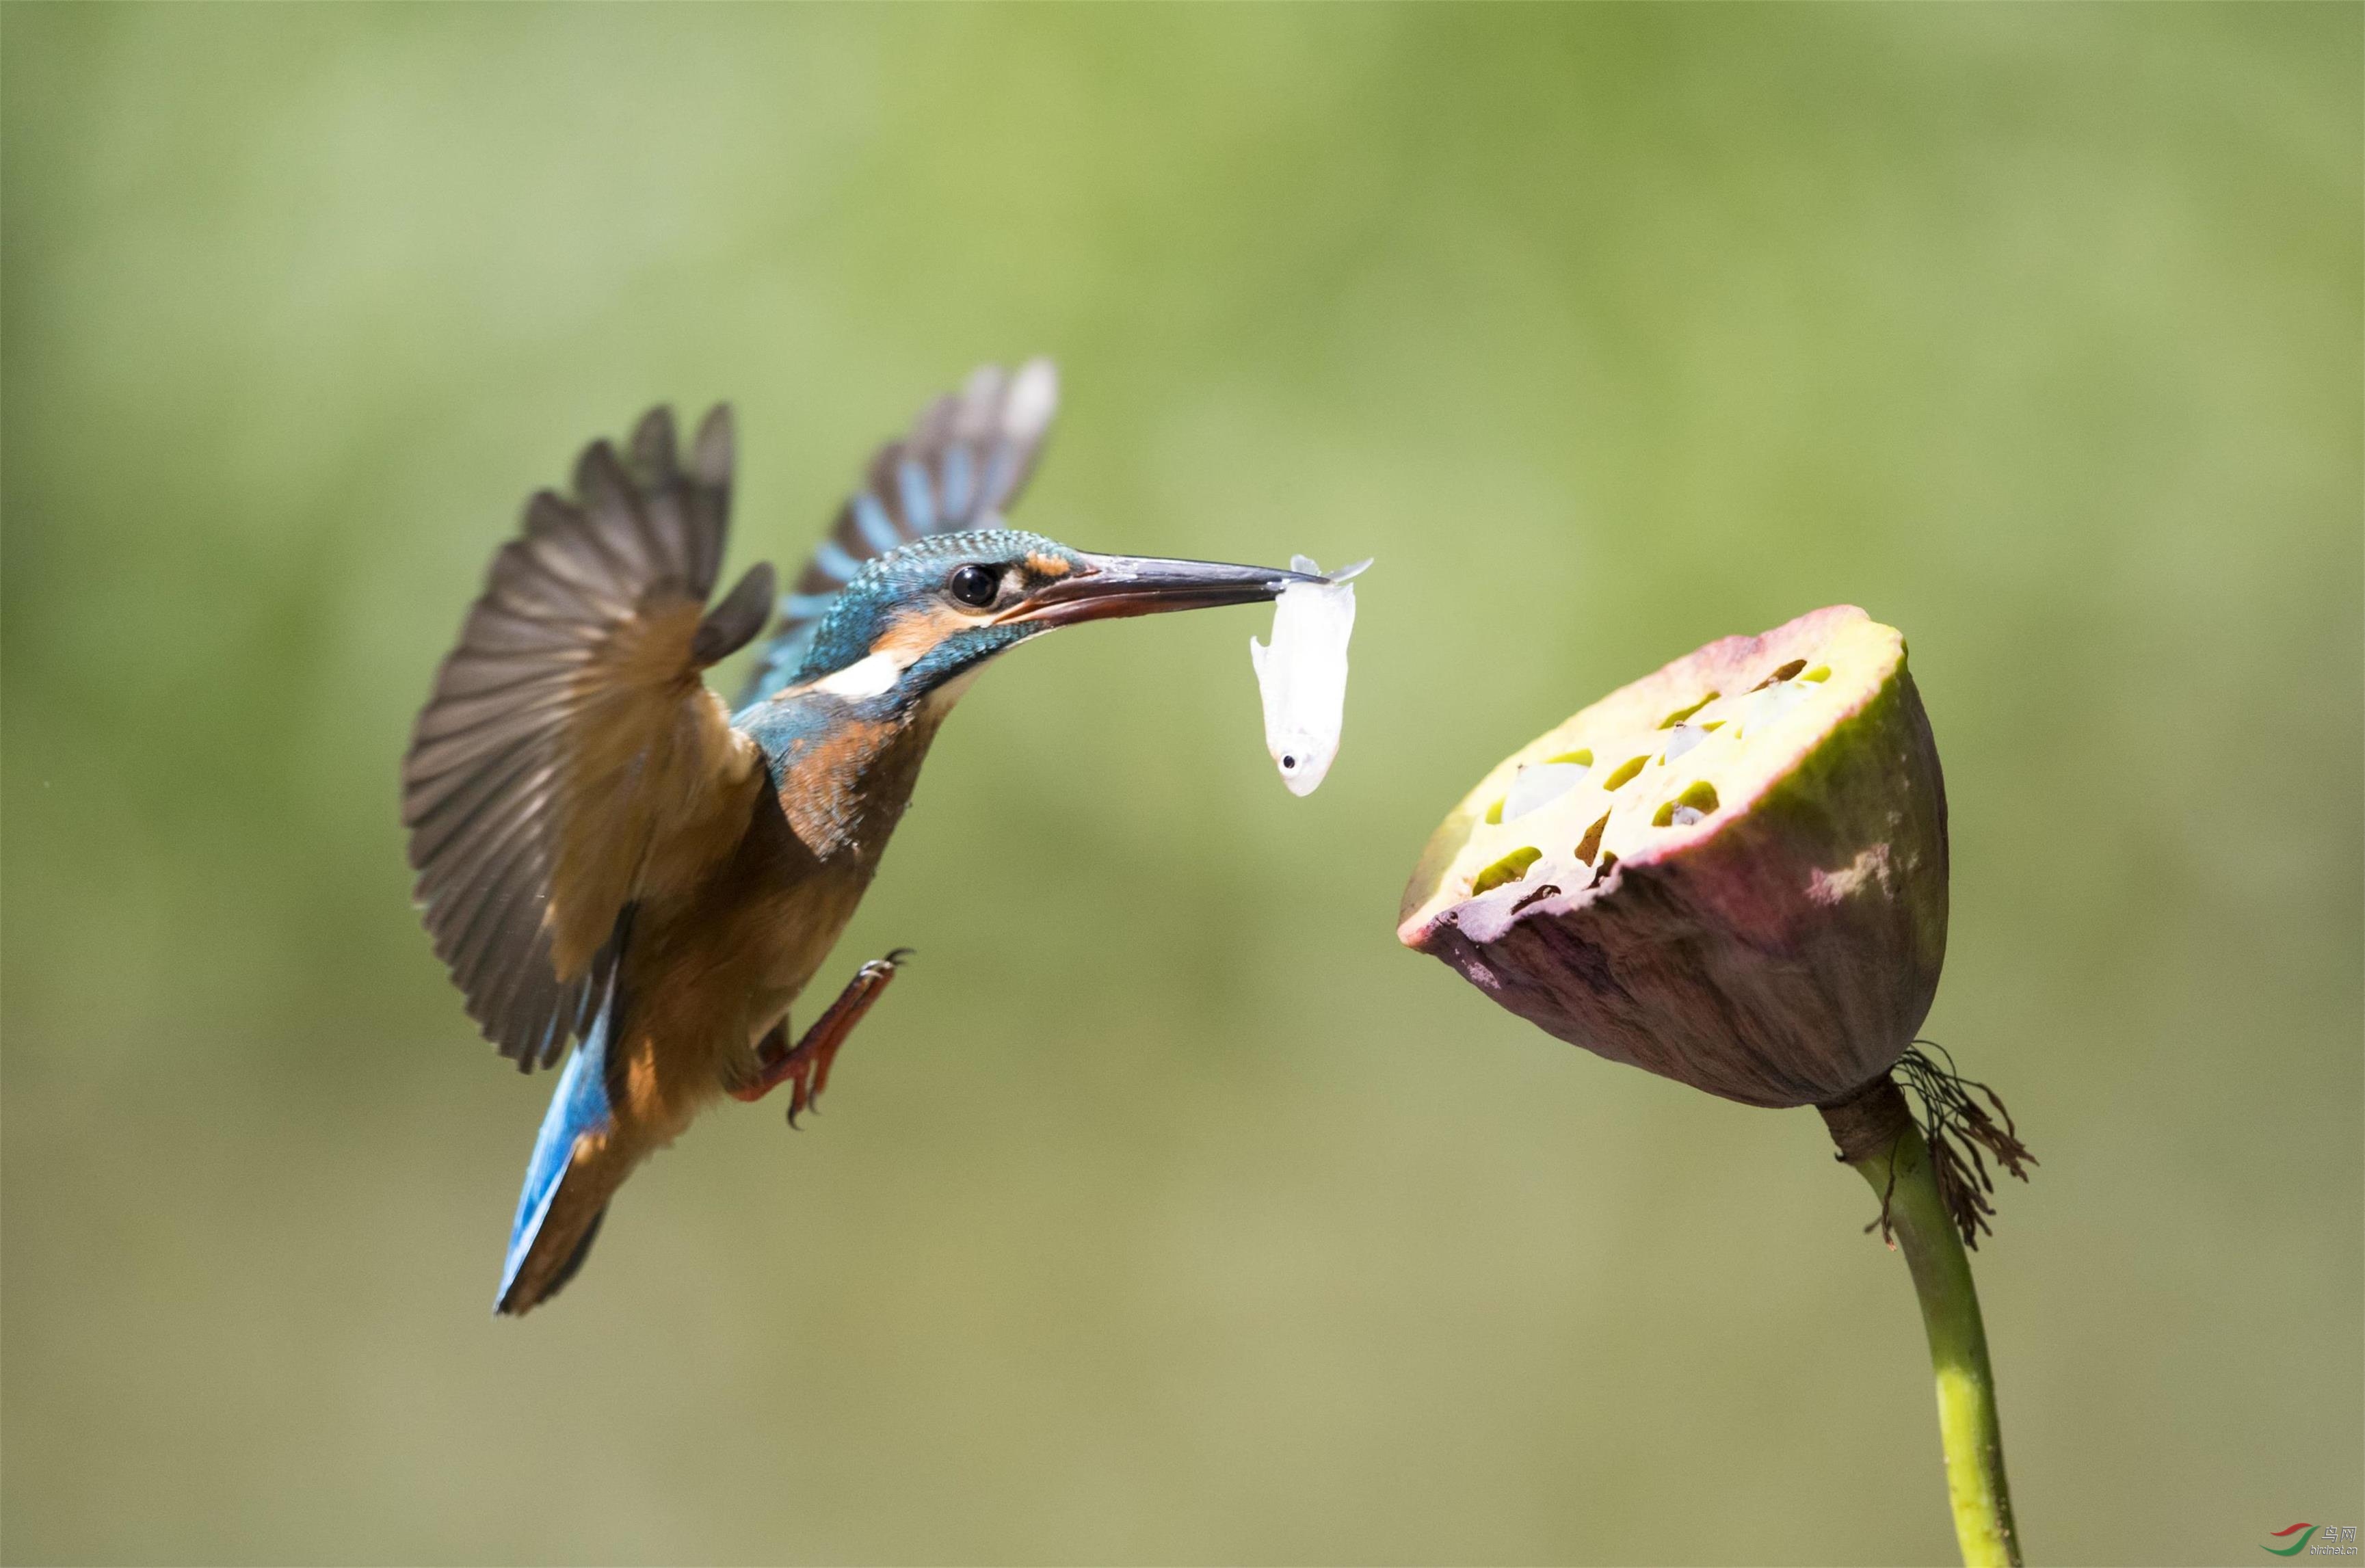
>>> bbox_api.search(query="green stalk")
[1837,1090,2021,1568]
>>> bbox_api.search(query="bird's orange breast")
[596,697,955,1139]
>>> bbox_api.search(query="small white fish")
[1249,555,1369,796]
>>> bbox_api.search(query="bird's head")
[786,529,1315,708]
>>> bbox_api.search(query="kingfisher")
[401,361,1312,1316]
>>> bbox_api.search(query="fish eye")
[947,564,999,609]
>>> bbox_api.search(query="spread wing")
[737,358,1059,706]
[403,406,776,1070]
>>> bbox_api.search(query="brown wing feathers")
[403,405,771,1069]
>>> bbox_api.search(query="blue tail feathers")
[495,992,618,1314]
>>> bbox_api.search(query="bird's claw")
[730,948,912,1125]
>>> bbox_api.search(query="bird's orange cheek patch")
[1025,552,1072,579]
[875,603,972,664]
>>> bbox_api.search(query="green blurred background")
[4,5,2358,1564]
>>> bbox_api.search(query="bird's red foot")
[729,948,912,1124]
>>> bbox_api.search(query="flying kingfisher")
[402,361,1312,1316]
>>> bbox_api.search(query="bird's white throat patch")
[813,650,905,700]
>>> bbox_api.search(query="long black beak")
[997,552,1320,629]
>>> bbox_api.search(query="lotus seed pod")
[1398,606,1947,1109]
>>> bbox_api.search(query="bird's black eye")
[947,564,999,608]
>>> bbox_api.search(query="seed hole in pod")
[1590,850,1618,886]
[1652,780,1721,828]
[1702,719,1726,731]
[1573,810,1611,865]
[1472,845,1543,894]
[1661,723,1708,764]
[1734,679,1813,736]
[1546,748,1594,767]
[1602,755,1649,791]
[1509,882,1561,915]
[1659,693,1719,729]
[1803,665,1831,682]
[1754,659,1807,691]
[1484,798,1505,825]
[1503,761,1590,821]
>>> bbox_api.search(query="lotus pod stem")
[1821,1074,2022,1568]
